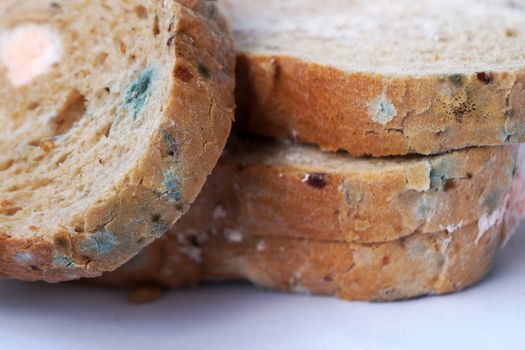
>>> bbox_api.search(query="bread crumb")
[128,285,164,305]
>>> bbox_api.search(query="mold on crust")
[369,93,397,126]
[99,142,524,301]
[0,0,235,282]
[98,146,524,301]
[191,139,518,244]
[223,0,525,156]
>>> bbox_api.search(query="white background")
[1,224,524,350]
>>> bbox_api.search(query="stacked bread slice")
[101,0,525,300]
[0,0,235,281]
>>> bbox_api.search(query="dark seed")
[174,65,193,83]
[304,173,327,189]
[197,64,210,79]
[476,72,493,84]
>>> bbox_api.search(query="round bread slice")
[221,0,525,156]
[224,141,519,243]
[99,146,524,301]
[0,0,235,282]
[98,143,525,301]
[143,138,518,244]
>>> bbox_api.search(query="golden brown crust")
[236,54,525,156]
[0,0,235,282]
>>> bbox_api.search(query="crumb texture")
[222,0,525,74]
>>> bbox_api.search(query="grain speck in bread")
[0,0,235,282]
[221,0,525,156]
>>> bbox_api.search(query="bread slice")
[220,0,525,156]
[98,141,524,301]
[131,138,517,244]
[0,0,235,282]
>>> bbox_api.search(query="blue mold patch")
[480,189,504,212]
[341,183,362,206]
[163,131,178,157]
[82,230,119,255]
[53,255,75,268]
[429,158,452,190]
[163,170,182,202]
[12,252,33,265]
[500,126,515,143]
[414,197,430,220]
[124,67,155,119]
[153,222,169,238]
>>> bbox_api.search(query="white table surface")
[1,224,524,350]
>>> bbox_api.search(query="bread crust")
[145,140,518,244]
[0,0,235,282]
[236,55,525,156]
[100,220,506,301]
[98,143,524,301]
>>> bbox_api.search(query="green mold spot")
[82,230,119,255]
[53,255,75,268]
[163,130,178,157]
[499,126,515,143]
[429,158,453,191]
[124,67,155,119]
[449,74,463,87]
[163,170,182,202]
[413,197,430,220]
[480,189,504,212]
[341,183,362,206]
[13,252,33,265]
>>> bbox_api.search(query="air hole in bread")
[0,200,22,216]
[27,102,40,111]
[102,122,112,138]
[118,40,127,54]
[55,152,71,166]
[153,15,160,36]
[506,29,517,37]
[74,224,84,233]
[93,52,108,66]
[0,159,14,172]
[135,5,148,19]
[50,90,86,136]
